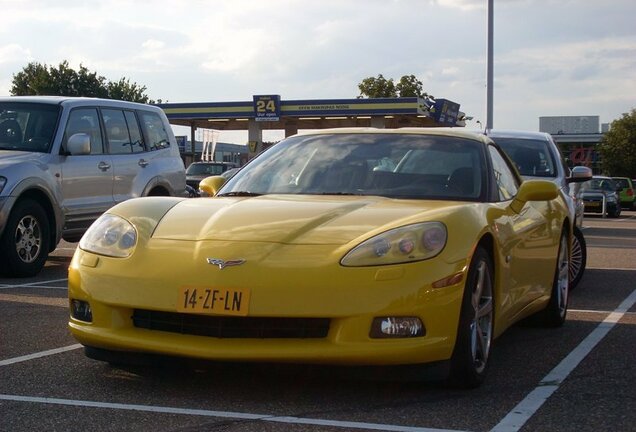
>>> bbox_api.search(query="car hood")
[152,195,456,245]
[0,150,46,166]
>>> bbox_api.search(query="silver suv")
[0,96,186,277]
[486,130,592,288]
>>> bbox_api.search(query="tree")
[357,74,429,98]
[107,78,151,104]
[395,74,425,97]
[599,109,636,178]
[10,61,153,103]
[357,74,397,98]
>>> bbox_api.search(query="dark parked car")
[581,176,622,218]
[186,161,238,189]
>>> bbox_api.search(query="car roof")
[296,127,491,144]
[0,95,156,111]
[485,129,552,140]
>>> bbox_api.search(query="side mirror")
[567,166,593,183]
[510,180,558,213]
[199,175,227,197]
[66,133,91,155]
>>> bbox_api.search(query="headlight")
[79,214,137,258]
[341,222,447,267]
[0,176,6,194]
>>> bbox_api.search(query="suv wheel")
[0,199,50,277]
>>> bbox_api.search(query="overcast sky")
[1,0,634,143]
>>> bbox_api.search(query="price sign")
[253,95,281,122]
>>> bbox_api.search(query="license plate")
[177,286,250,316]
[585,202,600,207]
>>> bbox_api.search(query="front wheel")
[0,199,51,277]
[569,226,587,290]
[448,246,494,388]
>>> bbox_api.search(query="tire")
[0,199,50,277]
[569,226,586,290]
[609,205,621,218]
[535,230,569,327]
[448,246,494,388]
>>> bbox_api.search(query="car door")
[60,107,114,230]
[488,145,558,320]
[102,109,148,203]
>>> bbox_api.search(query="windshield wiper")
[216,191,262,197]
[318,192,364,196]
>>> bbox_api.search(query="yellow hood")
[151,195,454,245]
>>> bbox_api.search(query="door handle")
[98,161,111,171]
[138,159,149,168]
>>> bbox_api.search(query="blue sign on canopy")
[430,99,460,126]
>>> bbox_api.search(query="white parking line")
[1,294,632,431]
[585,267,635,271]
[0,394,466,432]
[0,344,82,367]
[490,288,636,432]
[0,278,68,290]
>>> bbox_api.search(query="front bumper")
[68,239,468,366]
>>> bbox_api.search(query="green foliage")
[357,74,428,98]
[10,61,153,103]
[357,74,397,98]
[395,74,425,97]
[599,109,636,178]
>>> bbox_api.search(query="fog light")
[370,317,424,338]
[70,299,93,322]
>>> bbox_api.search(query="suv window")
[139,111,170,151]
[65,108,104,154]
[103,109,145,154]
[124,111,145,153]
[0,103,59,152]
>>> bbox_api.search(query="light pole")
[486,0,494,131]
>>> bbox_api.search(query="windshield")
[490,137,556,178]
[186,163,228,176]
[220,133,485,201]
[613,178,631,189]
[0,103,60,152]
[581,178,617,192]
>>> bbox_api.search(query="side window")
[124,111,145,153]
[102,109,132,154]
[64,108,103,154]
[489,145,519,201]
[139,111,170,151]
[102,109,146,154]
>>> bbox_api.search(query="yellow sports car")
[68,128,571,388]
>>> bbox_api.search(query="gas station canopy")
[157,95,466,155]
[159,95,465,130]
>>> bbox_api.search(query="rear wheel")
[0,199,50,277]
[448,246,494,388]
[569,226,586,290]
[535,230,569,327]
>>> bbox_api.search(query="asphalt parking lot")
[1,212,635,432]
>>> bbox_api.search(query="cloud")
[0,44,31,64]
